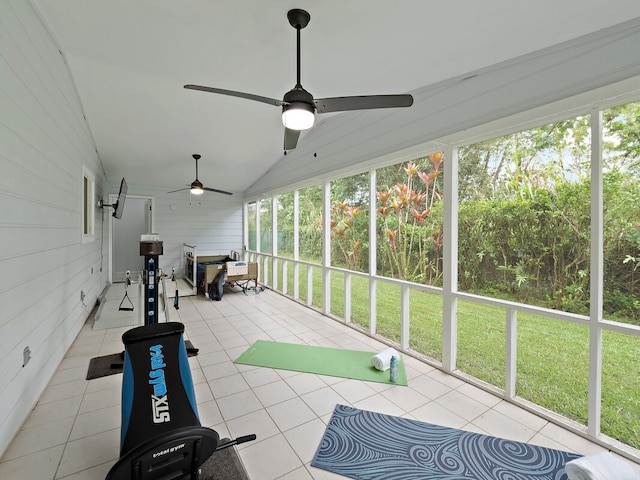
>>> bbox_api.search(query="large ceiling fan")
[168,154,233,196]
[184,8,414,151]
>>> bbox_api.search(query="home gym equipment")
[106,235,256,479]
[140,237,163,325]
[119,270,134,312]
[105,322,255,479]
[172,267,179,310]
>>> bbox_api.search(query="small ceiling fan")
[184,8,413,151]
[167,154,233,196]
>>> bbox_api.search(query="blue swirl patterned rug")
[311,405,581,480]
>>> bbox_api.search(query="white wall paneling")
[0,0,107,456]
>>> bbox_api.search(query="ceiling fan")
[167,154,233,196]
[184,8,413,151]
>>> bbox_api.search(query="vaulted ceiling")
[31,1,640,197]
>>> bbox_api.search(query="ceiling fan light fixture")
[190,179,204,195]
[185,9,412,151]
[282,102,315,130]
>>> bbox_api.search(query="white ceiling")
[31,0,640,197]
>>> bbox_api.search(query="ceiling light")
[282,102,315,130]
[190,180,204,195]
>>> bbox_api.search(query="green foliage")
[602,168,640,322]
[604,102,640,165]
[298,185,323,264]
[456,102,640,322]
[276,192,295,257]
[247,202,258,251]
[330,173,370,272]
[458,180,591,311]
[375,154,444,285]
[458,116,591,201]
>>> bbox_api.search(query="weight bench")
[106,322,254,479]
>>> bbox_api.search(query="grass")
[274,258,639,449]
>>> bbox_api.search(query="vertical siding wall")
[0,0,107,456]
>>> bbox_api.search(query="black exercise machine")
[106,238,255,479]
[172,267,180,310]
[105,322,254,479]
[141,239,162,325]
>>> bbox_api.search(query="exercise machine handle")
[215,434,257,451]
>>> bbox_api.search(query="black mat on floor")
[199,438,250,480]
[86,340,199,380]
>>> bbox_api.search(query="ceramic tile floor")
[2,288,639,479]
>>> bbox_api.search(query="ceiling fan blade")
[284,127,301,150]
[314,94,414,114]
[203,186,233,195]
[167,187,189,194]
[184,85,285,107]
[185,10,413,151]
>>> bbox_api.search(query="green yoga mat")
[234,340,407,386]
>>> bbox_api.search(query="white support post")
[255,200,261,255]
[323,181,331,314]
[588,108,604,437]
[442,145,459,373]
[323,268,331,314]
[242,201,249,260]
[369,169,377,275]
[307,265,313,306]
[282,259,288,295]
[344,271,352,323]
[505,307,517,400]
[272,194,278,291]
[293,190,300,300]
[262,256,269,287]
[255,200,263,285]
[400,284,410,350]
[369,278,377,335]
[293,264,299,298]
[369,169,377,335]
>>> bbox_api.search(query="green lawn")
[275,259,639,449]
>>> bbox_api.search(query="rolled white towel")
[371,348,399,371]
[565,451,640,480]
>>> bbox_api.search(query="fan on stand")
[184,8,413,151]
[167,154,232,196]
